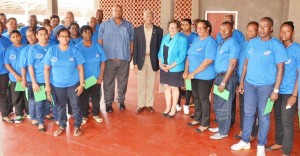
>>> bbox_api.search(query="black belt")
[216,73,226,77]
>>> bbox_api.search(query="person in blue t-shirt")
[76,25,106,125]
[95,9,103,31]
[4,30,27,124]
[266,21,300,156]
[69,22,82,46]
[19,15,40,36]
[216,14,245,46]
[89,17,99,43]
[183,20,216,132]
[209,22,239,140]
[51,11,75,43]
[0,13,8,34]
[158,20,187,118]
[44,28,85,137]
[231,17,287,156]
[235,21,259,141]
[177,18,198,115]
[3,18,28,45]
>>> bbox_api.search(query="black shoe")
[119,103,126,111]
[162,110,171,117]
[106,105,113,113]
[190,114,194,118]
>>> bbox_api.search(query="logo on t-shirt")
[69,57,74,62]
[219,50,224,54]
[96,54,100,57]
[285,59,292,64]
[9,55,16,59]
[248,48,254,54]
[36,54,44,59]
[196,48,202,52]
[51,57,57,62]
[263,50,271,56]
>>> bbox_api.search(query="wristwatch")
[220,82,226,86]
[273,88,279,93]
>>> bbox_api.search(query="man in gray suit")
[133,10,163,114]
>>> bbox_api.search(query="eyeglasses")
[59,35,70,38]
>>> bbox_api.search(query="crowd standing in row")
[0,5,299,156]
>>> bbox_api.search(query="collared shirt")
[245,37,287,86]
[98,18,134,61]
[144,25,153,55]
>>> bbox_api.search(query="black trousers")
[274,94,297,155]
[9,82,28,116]
[0,73,9,117]
[192,79,214,127]
[79,84,101,118]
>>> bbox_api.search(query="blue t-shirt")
[19,26,41,36]
[92,31,99,43]
[0,44,8,74]
[280,42,300,94]
[44,45,85,87]
[237,41,249,82]
[4,44,26,82]
[179,32,198,49]
[216,29,245,46]
[0,35,12,47]
[19,44,34,82]
[214,37,240,73]
[28,43,55,83]
[187,36,216,80]
[69,37,82,46]
[75,41,107,79]
[245,37,288,86]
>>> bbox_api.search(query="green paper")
[15,81,25,91]
[213,85,230,101]
[8,81,11,87]
[84,76,97,89]
[34,86,47,102]
[25,88,28,100]
[263,98,274,115]
[185,79,192,91]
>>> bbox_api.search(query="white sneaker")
[257,145,266,156]
[231,140,251,150]
[183,105,189,114]
[176,104,181,112]
[208,127,219,133]
[210,133,228,140]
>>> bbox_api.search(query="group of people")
[0,4,299,156]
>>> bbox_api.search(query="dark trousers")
[192,79,214,127]
[79,84,101,118]
[0,73,9,117]
[10,82,27,116]
[239,93,258,136]
[177,88,192,106]
[274,94,297,155]
[103,59,129,106]
[231,93,236,125]
[53,83,82,128]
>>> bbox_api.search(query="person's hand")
[160,64,168,72]
[270,91,278,102]
[188,72,195,79]
[14,74,22,82]
[97,77,103,84]
[182,71,188,79]
[134,65,138,74]
[45,85,52,102]
[238,82,244,94]
[32,82,40,92]
[21,80,27,88]
[286,96,297,107]
[218,84,225,93]
[75,84,84,96]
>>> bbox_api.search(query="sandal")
[93,116,103,123]
[74,128,82,137]
[53,127,64,137]
[81,118,88,125]
[45,114,53,120]
[2,117,14,124]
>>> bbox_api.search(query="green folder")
[15,81,25,91]
[25,88,28,100]
[84,76,97,89]
[213,84,230,101]
[185,79,192,91]
[34,86,47,102]
[263,98,274,115]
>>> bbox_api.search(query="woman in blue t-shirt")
[231,17,287,156]
[158,20,187,118]
[44,28,85,137]
[183,20,216,132]
[69,22,82,46]
[4,30,26,123]
[75,25,106,125]
[266,21,300,156]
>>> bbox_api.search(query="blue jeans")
[27,83,46,125]
[213,74,238,135]
[53,83,82,128]
[242,80,273,145]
